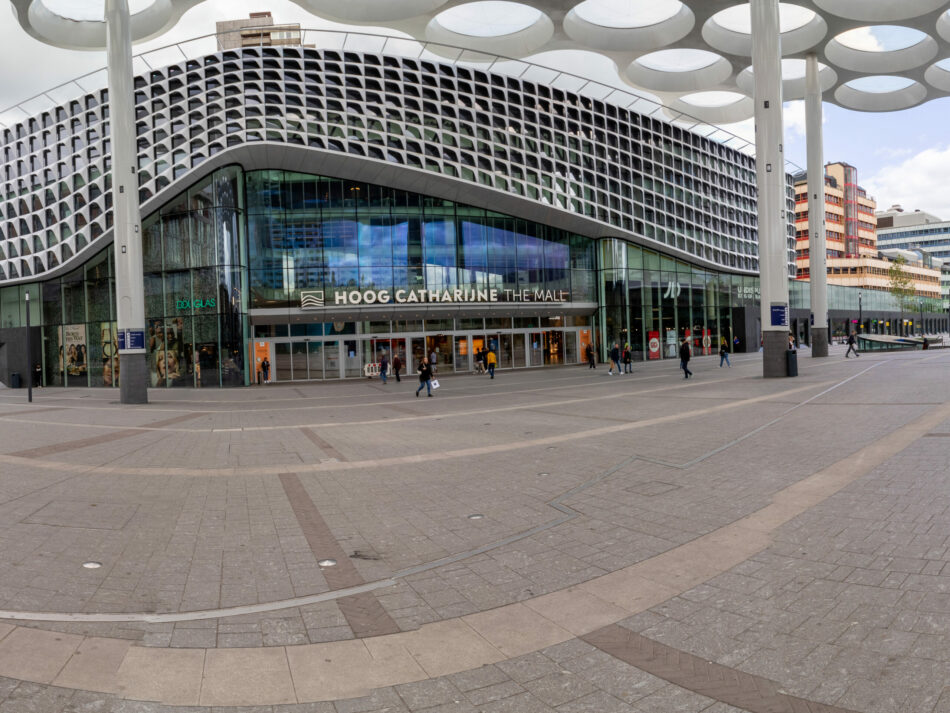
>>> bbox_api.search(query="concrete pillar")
[106,0,148,403]
[751,0,792,377]
[806,53,829,357]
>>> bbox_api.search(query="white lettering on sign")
[318,288,569,307]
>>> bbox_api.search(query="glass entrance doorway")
[258,325,586,382]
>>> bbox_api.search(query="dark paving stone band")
[582,625,859,713]
[278,472,399,638]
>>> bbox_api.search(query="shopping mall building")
[0,44,943,388]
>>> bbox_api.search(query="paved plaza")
[0,347,948,712]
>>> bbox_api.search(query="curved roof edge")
[4,142,760,287]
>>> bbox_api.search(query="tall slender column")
[107,0,148,403]
[751,0,792,377]
[805,53,829,357]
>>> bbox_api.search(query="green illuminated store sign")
[176,298,216,310]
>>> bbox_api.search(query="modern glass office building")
[0,45,943,388]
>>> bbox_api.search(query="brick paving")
[0,347,945,710]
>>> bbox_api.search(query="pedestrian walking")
[392,354,402,382]
[622,343,632,374]
[586,343,595,369]
[679,338,693,379]
[475,348,486,374]
[379,353,389,384]
[486,348,497,379]
[260,357,270,383]
[416,356,434,397]
[845,331,860,358]
[430,349,438,373]
[608,343,620,375]
[719,339,731,368]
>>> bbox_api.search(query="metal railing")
[0,26,802,172]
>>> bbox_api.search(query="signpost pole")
[25,291,32,403]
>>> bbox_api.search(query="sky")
[2,0,949,219]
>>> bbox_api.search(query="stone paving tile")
[0,351,947,712]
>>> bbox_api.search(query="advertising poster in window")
[100,322,119,386]
[64,324,87,376]
[648,331,661,360]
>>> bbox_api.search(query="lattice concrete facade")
[0,45,797,287]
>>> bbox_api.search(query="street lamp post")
[919,300,924,337]
[24,291,32,404]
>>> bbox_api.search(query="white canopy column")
[806,53,829,357]
[751,0,792,377]
[107,0,148,403]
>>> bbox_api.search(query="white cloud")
[836,26,884,52]
[864,145,950,220]
[717,100,812,147]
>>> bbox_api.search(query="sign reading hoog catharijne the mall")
[300,288,570,309]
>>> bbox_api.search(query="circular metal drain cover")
[318,559,337,567]
[82,562,102,569]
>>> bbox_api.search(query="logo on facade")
[300,290,325,309]
[663,281,681,299]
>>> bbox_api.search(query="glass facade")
[245,170,597,311]
[7,166,945,388]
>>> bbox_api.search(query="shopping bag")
[431,379,440,390]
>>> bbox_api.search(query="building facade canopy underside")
[10,0,950,119]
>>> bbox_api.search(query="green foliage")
[887,255,915,312]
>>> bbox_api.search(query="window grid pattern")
[0,46,797,285]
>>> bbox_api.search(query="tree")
[888,255,915,335]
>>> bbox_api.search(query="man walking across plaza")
[845,331,860,358]
[608,342,620,375]
[622,343,632,374]
[416,356,434,397]
[586,343,595,369]
[679,337,693,379]
[392,353,402,382]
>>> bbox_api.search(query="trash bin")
[786,349,798,377]
[9,372,21,389]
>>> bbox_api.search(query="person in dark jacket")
[392,354,402,382]
[416,356,434,397]
[622,343,632,374]
[608,343,620,375]
[379,353,389,384]
[679,338,693,379]
[845,331,859,358]
[586,343,595,369]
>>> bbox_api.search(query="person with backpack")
[719,339,731,368]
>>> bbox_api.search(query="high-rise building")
[216,12,303,51]
[877,205,950,309]
[793,163,940,300]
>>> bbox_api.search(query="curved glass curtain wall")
[598,239,946,360]
[32,165,249,388]
[245,170,597,309]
